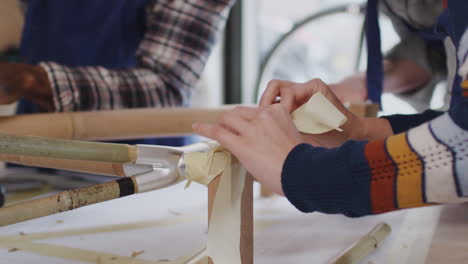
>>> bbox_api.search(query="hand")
[259,78,365,148]
[329,73,367,104]
[0,62,53,110]
[193,105,303,196]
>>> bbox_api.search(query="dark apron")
[365,0,453,105]
[18,0,186,147]
[0,185,4,207]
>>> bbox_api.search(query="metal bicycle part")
[132,141,217,192]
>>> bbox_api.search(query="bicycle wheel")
[255,3,366,102]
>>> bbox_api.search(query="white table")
[0,177,466,264]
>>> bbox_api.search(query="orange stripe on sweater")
[365,140,397,214]
[462,81,468,97]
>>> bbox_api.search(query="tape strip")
[185,146,246,264]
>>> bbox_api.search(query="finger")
[192,123,245,153]
[281,81,319,112]
[259,79,294,107]
[231,106,259,121]
[275,88,296,113]
[269,103,294,125]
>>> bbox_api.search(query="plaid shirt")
[30,0,234,112]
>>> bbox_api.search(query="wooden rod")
[331,223,391,264]
[0,154,126,176]
[0,177,137,227]
[208,176,220,264]
[0,107,227,140]
[240,174,254,264]
[0,134,137,163]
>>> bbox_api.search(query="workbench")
[0,169,466,264]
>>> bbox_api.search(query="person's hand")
[259,78,365,148]
[0,62,53,110]
[193,104,303,196]
[329,73,367,104]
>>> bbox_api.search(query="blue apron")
[365,0,455,105]
[18,0,186,147]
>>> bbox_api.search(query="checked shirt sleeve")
[40,0,235,112]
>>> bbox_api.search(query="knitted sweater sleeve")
[282,104,468,217]
[281,1,468,216]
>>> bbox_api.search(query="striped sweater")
[281,0,468,217]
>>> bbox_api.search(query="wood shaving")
[131,250,145,258]
[168,209,181,216]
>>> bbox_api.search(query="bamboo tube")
[330,223,391,264]
[0,107,226,140]
[0,161,188,226]
[0,177,138,227]
[0,134,137,163]
[0,154,127,176]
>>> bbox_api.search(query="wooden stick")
[240,174,254,264]
[0,107,226,140]
[330,223,391,264]
[0,134,137,163]
[207,174,253,264]
[208,176,221,264]
[0,154,127,176]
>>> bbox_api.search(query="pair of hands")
[193,78,365,196]
[0,62,53,110]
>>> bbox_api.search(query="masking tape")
[185,146,246,264]
[292,91,347,134]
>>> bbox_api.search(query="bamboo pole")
[330,223,391,264]
[0,171,175,227]
[0,142,212,227]
[0,107,226,140]
[0,154,127,176]
[0,134,137,163]
[0,179,125,227]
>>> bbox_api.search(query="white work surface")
[0,178,467,264]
